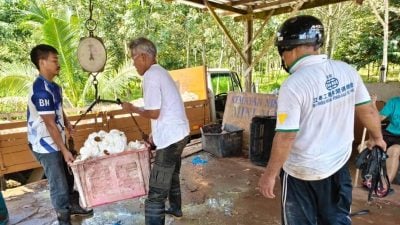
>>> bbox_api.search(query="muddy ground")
[2,150,400,225]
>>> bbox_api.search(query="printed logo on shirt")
[312,74,354,108]
[277,112,288,125]
[325,74,339,90]
[39,99,50,107]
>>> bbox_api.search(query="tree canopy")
[0,0,399,113]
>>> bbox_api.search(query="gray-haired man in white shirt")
[121,37,190,225]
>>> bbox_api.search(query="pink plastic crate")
[71,148,150,208]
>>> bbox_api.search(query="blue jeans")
[31,148,70,214]
[281,164,352,225]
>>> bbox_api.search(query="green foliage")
[0,0,400,116]
[0,63,36,97]
[0,0,32,64]
[333,2,400,68]
[0,0,142,112]
[21,0,86,106]
[95,61,139,101]
[0,96,27,118]
[254,70,288,94]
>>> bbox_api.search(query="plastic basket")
[249,116,276,166]
[201,123,243,157]
[71,148,150,207]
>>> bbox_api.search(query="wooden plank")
[0,98,209,176]
[0,132,27,141]
[235,0,352,20]
[179,0,247,14]
[108,117,149,129]
[0,162,41,175]
[107,117,151,138]
[0,137,28,148]
[106,109,130,117]
[186,107,207,118]
[184,99,208,107]
[75,123,105,130]
[0,176,5,190]
[2,150,37,167]
[229,0,255,6]
[73,128,104,137]
[0,121,26,130]
[68,111,106,120]
[0,144,29,154]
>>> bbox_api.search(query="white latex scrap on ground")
[75,129,145,162]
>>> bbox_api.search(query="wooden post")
[0,175,5,191]
[354,127,367,187]
[244,16,253,92]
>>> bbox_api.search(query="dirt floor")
[2,148,400,225]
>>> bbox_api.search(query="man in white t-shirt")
[121,37,190,225]
[258,15,386,225]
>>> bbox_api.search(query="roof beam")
[229,0,257,6]
[243,9,274,53]
[253,0,294,11]
[178,0,248,14]
[235,0,352,21]
[243,0,305,76]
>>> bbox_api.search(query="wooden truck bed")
[0,99,210,178]
[1,65,209,182]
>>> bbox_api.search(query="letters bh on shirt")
[39,99,50,107]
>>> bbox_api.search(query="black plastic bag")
[355,146,390,201]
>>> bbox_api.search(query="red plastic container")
[71,148,150,207]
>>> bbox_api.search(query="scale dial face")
[77,37,107,73]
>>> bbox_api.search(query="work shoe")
[70,205,93,216]
[56,211,71,225]
[69,192,93,216]
[166,188,182,217]
[165,208,183,217]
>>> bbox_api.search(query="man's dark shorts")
[280,164,352,225]
[382,129,400,148]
